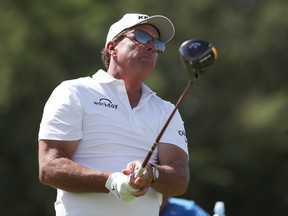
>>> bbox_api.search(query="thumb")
[122,169,131,175]
[122,164,134,175]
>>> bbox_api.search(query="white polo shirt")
[39,69,188,216]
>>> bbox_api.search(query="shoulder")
[52,76,96,97]
[60,76,93,89]
[150,93,175,112]
[45,76,94,106]
[142,83,175,109]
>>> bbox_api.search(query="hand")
[105,172,138,202]
[122,160,154,197]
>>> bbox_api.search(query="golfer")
[38,13,189,216]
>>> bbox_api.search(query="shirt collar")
[92,69,121,84]
[92,69,156,97]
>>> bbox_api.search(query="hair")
[101,29,129,70]
[101,48,110,70]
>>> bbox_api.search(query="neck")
[126,85,142,108]
[107,66,143,108]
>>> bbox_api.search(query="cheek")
[116,44,137,60]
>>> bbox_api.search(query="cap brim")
[137,15,175,43]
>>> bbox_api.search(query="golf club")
[135,39,217,177]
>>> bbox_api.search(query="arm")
[152,143,189,196]
[38,139,110,193]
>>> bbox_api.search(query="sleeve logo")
[178,130,187,143]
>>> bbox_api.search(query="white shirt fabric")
[38,69,188,216]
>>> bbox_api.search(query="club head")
[179,39,217,81]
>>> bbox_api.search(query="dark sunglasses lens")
[134,30,150,44]
[134,30,165,53]
[154,39,165,53]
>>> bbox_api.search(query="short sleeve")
[38,81,83,141]
[160,102,189,155]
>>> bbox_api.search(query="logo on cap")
[138,15,149,20]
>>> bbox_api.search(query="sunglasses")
[124,29,165,54]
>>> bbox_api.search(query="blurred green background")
[1,0,287,215]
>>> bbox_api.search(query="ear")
[107,41,116,55]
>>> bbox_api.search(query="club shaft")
[140,80,193,169]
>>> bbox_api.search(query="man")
[38,13,189,216]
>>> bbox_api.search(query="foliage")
[1,0,287,215]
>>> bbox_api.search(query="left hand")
[105,172,138,202]
[122,160,154,197]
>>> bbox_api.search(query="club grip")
[134,167,145,178]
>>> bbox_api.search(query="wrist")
[149,163,159,183]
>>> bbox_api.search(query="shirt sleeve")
[38,81,83,141]
[160,102,189,155]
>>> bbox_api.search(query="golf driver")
[135,39,217,177]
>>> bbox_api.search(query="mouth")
[140,53,155,60]
[142,55,153,59]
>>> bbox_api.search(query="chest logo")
[94,98,118,109]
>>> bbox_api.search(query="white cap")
[105,13,175,47]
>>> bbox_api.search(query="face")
[110,24,162,80]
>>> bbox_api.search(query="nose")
[146,39,157,53]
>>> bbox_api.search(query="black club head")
[179,39,217,80]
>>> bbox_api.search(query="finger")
[130,187,149,197]
[122,163,134,175]
[122,169,133,175]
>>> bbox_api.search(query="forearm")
[39,157,110,193]
[151,163,189,196]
